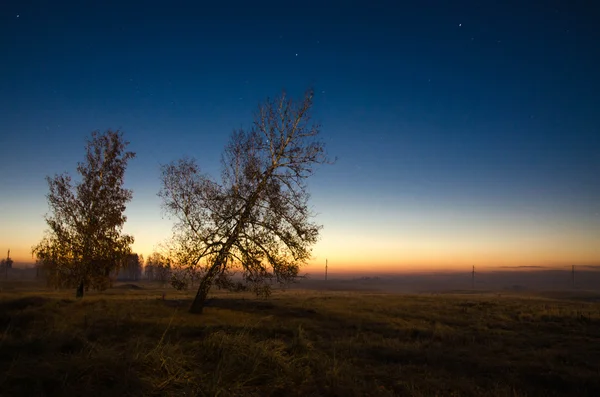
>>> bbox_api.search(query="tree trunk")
[189,278,210,314]
[189,263,222,314]
[76,281,84,298]
[188,188,259,314]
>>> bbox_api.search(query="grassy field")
[1,281,599,396]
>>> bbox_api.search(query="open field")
[1,281,600,396]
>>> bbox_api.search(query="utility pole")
[472,265,475,290]
[5,249,12,279]
[325,259,328,281]
[572,265,575,289]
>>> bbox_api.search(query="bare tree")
[35,259,46,280]
[144,260,155,281]
[146,252,171,286]
[160,89,332,313]
[138,254,144,278]
[117,253,143,281]
[32,130,136,298]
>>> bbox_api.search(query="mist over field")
[296,270,600,294]
[5,266,600,294]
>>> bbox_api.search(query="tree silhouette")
[145,252,171,285]
[32,130,136,298]
[117,253,143,281]
[160,89,332,313]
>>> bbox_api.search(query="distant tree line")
[143,252,171,284]
[114,253,143,281]
[35,251,172,284]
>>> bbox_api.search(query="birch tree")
[33,130,135,298]
[160,89,332,313]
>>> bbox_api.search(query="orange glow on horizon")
[3,203,598,274]
[5,243,599,274]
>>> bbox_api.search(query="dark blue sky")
[1,0,599,269]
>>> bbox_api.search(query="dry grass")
[1,281,600,396]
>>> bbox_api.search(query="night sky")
[1,1,599,273]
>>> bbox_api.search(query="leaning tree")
[160,89,332,313]
[33,130,136,298]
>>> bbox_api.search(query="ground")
[1,280,599,396]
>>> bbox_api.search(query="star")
[458,23,461,27]
[295,53,298,56]
[16,14,20,18]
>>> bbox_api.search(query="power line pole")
[472,265,475,290]
[5,249,12,279]
[572,265,575,289]
[325,259,328,281]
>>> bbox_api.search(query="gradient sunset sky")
[1,1,599,273]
